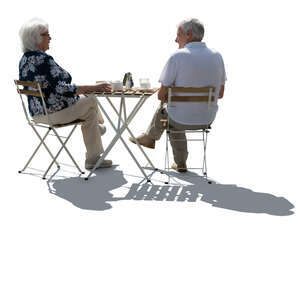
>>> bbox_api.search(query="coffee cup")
[139,78,151,89]
[111,80,123,91]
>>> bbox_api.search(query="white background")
[1,0,300,299]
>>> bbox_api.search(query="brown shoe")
[171,162,187,173]
[85,156,113,169]
[129,133,155,149]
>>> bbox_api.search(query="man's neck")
[189,39,202,43]
[183,39,202,47]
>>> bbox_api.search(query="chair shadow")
[152,170,295,216]
[47,167,294,216]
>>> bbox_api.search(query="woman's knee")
[81,108,98,125]
[81,94,98,108]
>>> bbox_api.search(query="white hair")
[19,18,49,52]
[178,18,205,41]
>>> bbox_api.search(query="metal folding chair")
[14,80,85,179]
[163,86,216,184]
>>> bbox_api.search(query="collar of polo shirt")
[185,41,206,49]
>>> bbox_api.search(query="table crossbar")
[85,89,158,181]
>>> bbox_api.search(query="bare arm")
[76,83,112,95]
[158,85,168,103]
[218,84,225,99]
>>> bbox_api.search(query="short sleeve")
[218,53,227,84]
[159,55,177,87]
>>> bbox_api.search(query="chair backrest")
[168,86,216,103]
[167,86,216,126]
[14,80,49,124]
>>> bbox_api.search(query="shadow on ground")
[47,166,294,216]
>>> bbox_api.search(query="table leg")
[85,98,152,182]
[106,96,156,169]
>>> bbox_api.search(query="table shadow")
[47,167,294,216]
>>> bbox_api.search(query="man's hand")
[219,84,225,99]
[158,85,168,103]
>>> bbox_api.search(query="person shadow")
[47,166,127,211]
[144,170,295,216]
[48,167,294,216]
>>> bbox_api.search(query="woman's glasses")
[41,32,50,37]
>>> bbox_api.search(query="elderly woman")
[19,18,112,169]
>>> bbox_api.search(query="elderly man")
[130,18,226,172]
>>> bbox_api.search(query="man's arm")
[158,85,168,102]
[218,84,225,99]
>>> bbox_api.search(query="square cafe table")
[84,87,159,182]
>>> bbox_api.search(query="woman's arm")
[76,83,112,95]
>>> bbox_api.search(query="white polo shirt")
[159,42,227,125]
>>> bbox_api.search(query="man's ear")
[186,29,193,39]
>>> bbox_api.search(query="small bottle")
[125,79,131,89]
[123,72,134,89]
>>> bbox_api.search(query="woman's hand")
[94,83,112,93]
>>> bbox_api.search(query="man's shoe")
[171,162,187,173]
[85,157,112,169]
[129,133,155,149]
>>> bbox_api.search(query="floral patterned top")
[19,50,79,117]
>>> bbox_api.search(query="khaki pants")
[33,95,104,162]
[146,105,189,165]
[146,105,211,165]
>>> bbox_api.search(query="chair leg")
[47,126,84,177]
[19,127,59,174]
[33,126,61,168]
[164,130,171,184]
[202,130,207,177]
[202,130,212,184]
[163,128,213,185]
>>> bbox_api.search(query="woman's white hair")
[19,18,48,52]
[178,18,205,41]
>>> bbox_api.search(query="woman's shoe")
[85,157,112,169]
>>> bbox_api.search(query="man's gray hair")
[19,18,48,52]
[178,18,205,41]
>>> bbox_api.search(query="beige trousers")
[33,95,104,162]
[146,105,188,165]
[146,105,211,165]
